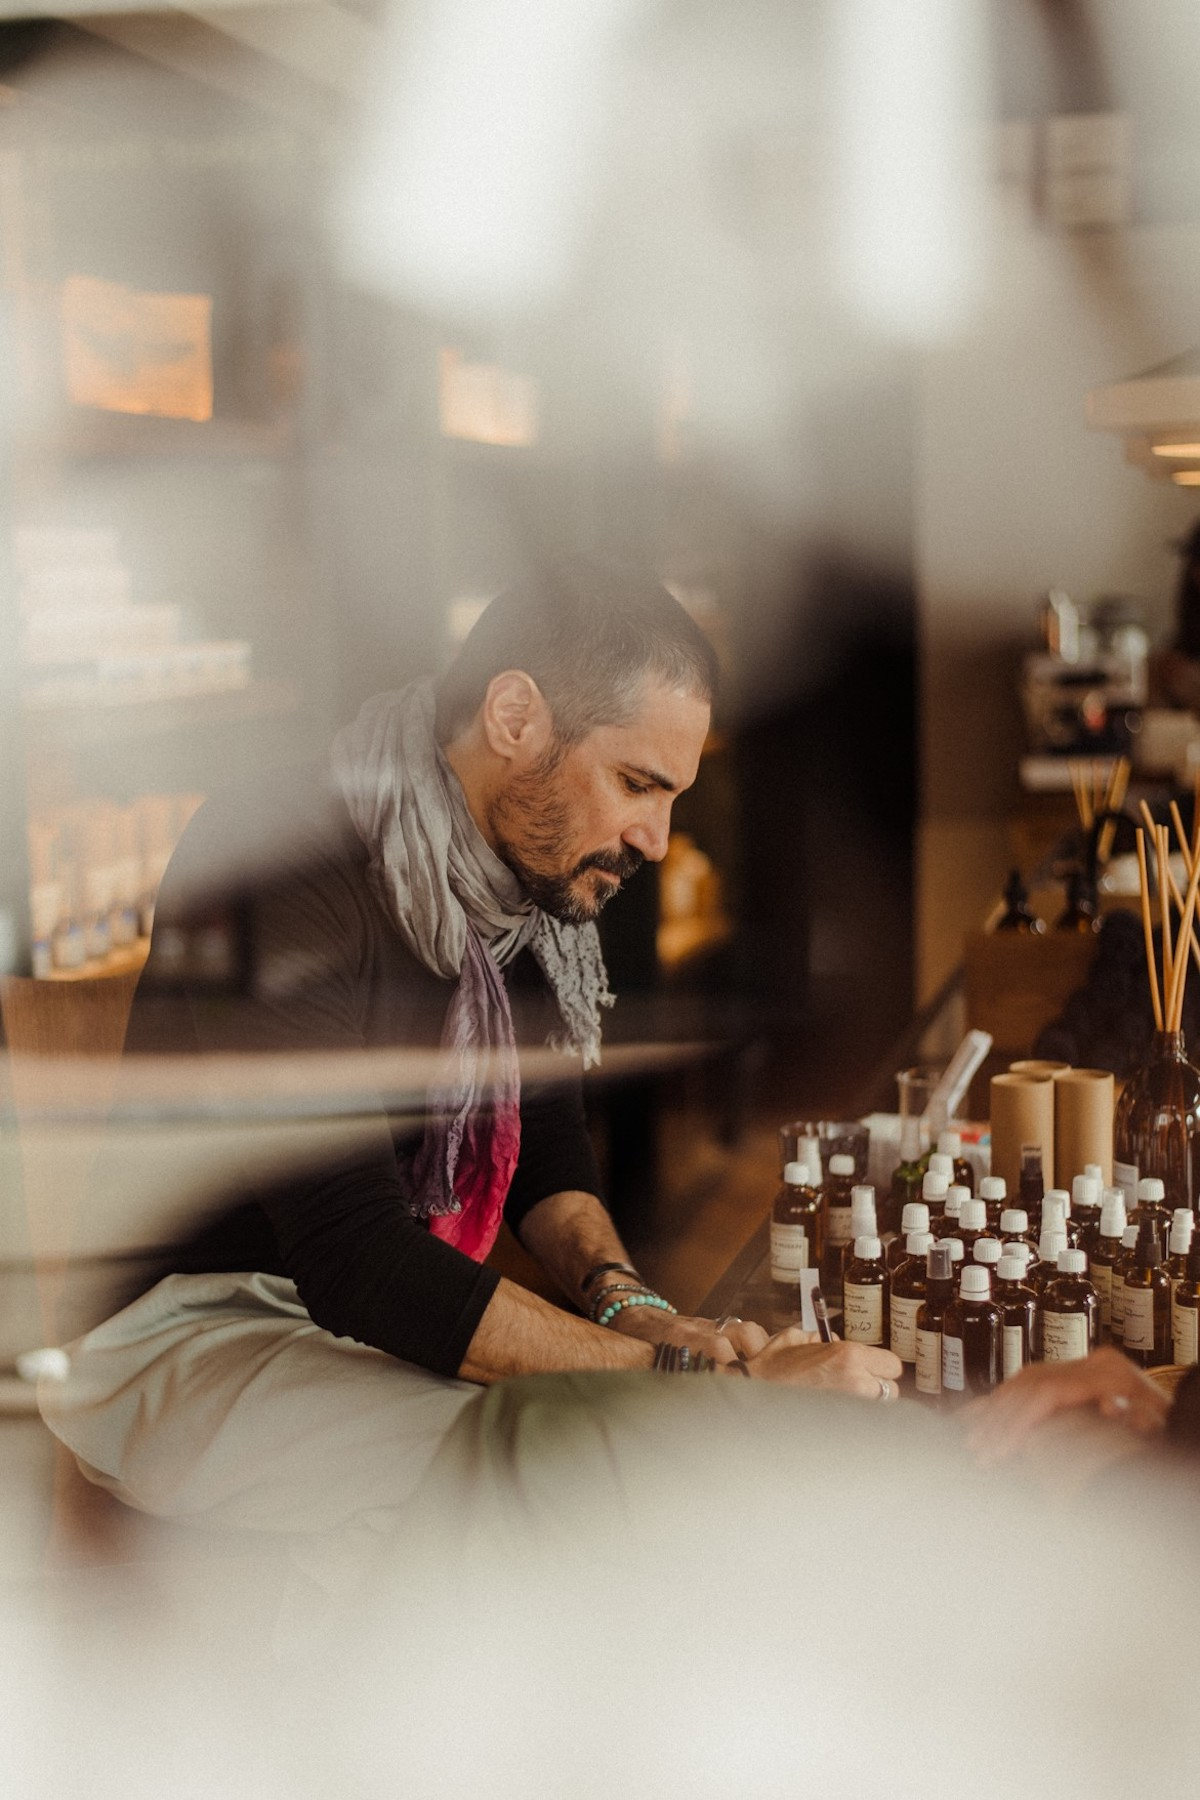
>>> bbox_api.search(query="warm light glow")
[1171,470,1200,485]
[1152,441,1200,457]
[60,275,213,421]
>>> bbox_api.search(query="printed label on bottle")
[1092,1261,1112,1330]
[890,1294,921,1363]
[915,1328,942,1394]
[1173,1301,1199,1367]
[1002,1323,1026,1380]
[843,1281,884,1344]
[827,1205,854,1248]
[1041,1310,1090,1362]
[1113,1160,1138,1211]
[770,1223,809,1284]
[1110,1277,1127,1342]
[1122,1287,1155,1353]
[942,1333,965,1391]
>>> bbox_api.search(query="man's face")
[487,679,711,924]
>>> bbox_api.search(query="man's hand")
[741,1326,902,1399]
[608,1305,769,1362]
[964,1347,1169,1466]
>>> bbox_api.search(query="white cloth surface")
[38,1271,481,1535]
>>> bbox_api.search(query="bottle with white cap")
[1165,1209,1195,1305]
[999,1206,1038,1263]
[843,1235,888,1347]
[824,1155,860,1260]
[918,1169,951,1232]
[994,1253,1037,1378]
[1089,1190,1127,1341]
[888,1230,934,1370]
[1072,1171,1103,1249]
[915,1241,957,1401]
[887,1202,931,1272]
[1121,1217,1171,1368]
[941,1265,1001,1399]
[1043,1188,1080,1249]
[1109,1222,1140,1348]
[1040,1249,1100,1362]
[771,1154,824,1308]
[889,1114,928,1225]
[933,1182,968,1243]
[957,1196,997,1265]
[1132,1177,1171,1256]
[1018,1145,1046,1230]
[1029,1224,1069,1303]
[835,1185,878,1307]
[1171,1235,1200,1367]
[978,1174,1007,1229]
[972,1236,1003,1289]
[936,1128,975,1195]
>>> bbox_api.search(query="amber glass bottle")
[934,1183,968,1242]
[888,1230,934,1373]
[915,1242,956,1402]
[823,1155,859,1264]
[1131,1176,1172,1257]
[1109,1223,1140,1349]
[972,1237,1002,1291]
[1043,1188,1080,1249]
[941,1266,1001,1400]
[1056,868,1100,934]
[995,869,1044,933]
[1088,1191,1127,1343]
[957,1196,998,1266]
[889,1116,926,1228]
[843,1235,888,1347]
[835,1187,877,1308]
[1121,1219,1172,1369]
[1040,1249,1100,1362]
[1171,1236,1200,1367]
[1071,1173,1103,1249]
[887,1203,931,1272]
[999,1207,1039,1265]
[936,1129,975,1195]
[1029,1229,1069,1303]
[1113,1031,1200,1214]
[1165,1209,1195,1305]
[771,1157,824,1310]
[994,1254,1037,1380]
[1018,1147,1046,1231]
[978,1175,1007,1229]
[919,1168,950,1231]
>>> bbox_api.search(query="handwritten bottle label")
[942,1333,965,1392]
[890,1294,921,1363]
[915,1328,942,1394]
[1091,1261,1112,1331]
[1122,1288,1155,1354]
[770,1223,809,1284]
[1002,1323,1025,1380]
[827,1205,854,1248]
[1173,1301,1199,1367]
[1041,1310,1089,1362]
[843,1281,884,1345]
[1110,1275,1128,1343]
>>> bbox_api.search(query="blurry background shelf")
[21,677,303,748]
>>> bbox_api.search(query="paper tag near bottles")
[942,1333,965,1391]
[1002,1323,1025,1380]
[1041,1311,1090,1362]
[1113,1161,1138,1211]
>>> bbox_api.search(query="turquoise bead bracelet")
[595,1292,677,1329]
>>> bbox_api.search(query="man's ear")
[480,670,554,763]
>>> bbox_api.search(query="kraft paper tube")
[1054,1068,1115,1189]
[1009,1060,1071,1079]
[990,1072,1056,1200]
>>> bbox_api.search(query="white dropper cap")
[1000,1208,1029,1234]
[1005,1241,1033,1267]
[945,1184,970,1220]
[901,1202,931,1236]
[922,1170,951,1202]
[1056,1248,1087,1275]
[1085,1163,1104,1183]
[853,1235,882,1261]
[1137,1177,1166,1204]
[850,1186,877,1235]
[928,1152,955,1180]
[1121,1224,1139,1249]
[1072,1174,1102,1212]
[979,1175,1007,1204]
[1169,1210,1195,1255]
[1039,1228,1068,1262]
[1044,1187,1072,1220]
[973,1238,1002,1267]
[1100,1191,1127,1238]
[959,1265,992,1300]
[944,1237,965,1264]
[996,1254,1026,1283]
[937,1130,963,1157]
[959,1198,987,1232]
[783,1161,812,1187]
[906,1230,934,1257]
[829,1154,856,1178]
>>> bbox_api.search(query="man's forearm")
[458,1274,654,1384]
[516,1188,641,1309]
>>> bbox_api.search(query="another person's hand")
[742,1326,902,1400]
[964,1347,1169,1466]
[609,1305,770,1362]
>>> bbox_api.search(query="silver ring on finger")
[877,1378,893,1401]
[713,1316,742,1333]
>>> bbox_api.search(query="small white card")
[797,1267,822,1332]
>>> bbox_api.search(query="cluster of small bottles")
[770,1141,1200,1399]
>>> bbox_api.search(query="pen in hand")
[812,1288,835,1343]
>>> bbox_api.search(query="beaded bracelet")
[652,1343,717,1373]
[595,1292,677,1329]
[586,1281,647,1321]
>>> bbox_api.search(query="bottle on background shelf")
[1109,1223,1141,1350]
[771,1157,825,1311]
[995,868,1044,934]
[995,1253,1038,1380]
[888,1231,934,1374]
[824,1156,859,1268]
[1040,1250,1100,1363]
[1121,1218,1172,1370]
[978,1175,1007,1229]
[935,1129,975,1195]
[843,1236,888,1348]
[887,1203,931,1271]
[915,1242,957,1403]
[1166,1210,1195,1306]
[941,1266,1002,1401]
[1171,1236,1200,1367]
[1089,1191,1127,1342]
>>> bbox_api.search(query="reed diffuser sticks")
[1135,823,1200,1034]
[1070,756,1130,863]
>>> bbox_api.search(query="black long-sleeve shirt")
[124,768,604,1376]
